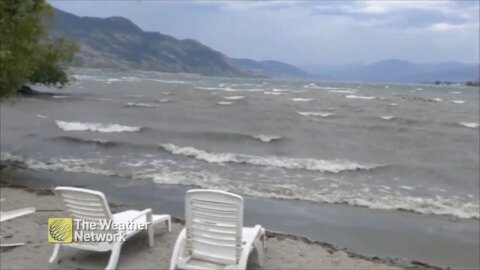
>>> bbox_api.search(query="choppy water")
[1,69,479,219]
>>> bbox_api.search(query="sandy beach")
[0,176,442,269]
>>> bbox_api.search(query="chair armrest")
[238,225,263,269]
[131,208,153,224]
[117,209,153,235]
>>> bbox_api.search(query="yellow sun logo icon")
[48,218,73,243]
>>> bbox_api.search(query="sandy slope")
[0,185,413,269]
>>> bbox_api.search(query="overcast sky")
[49,1,479,67]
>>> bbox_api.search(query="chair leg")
[166,217,171,232]
[148,222,155,247]
[254,240,265,267]
[105,243,122,270]
[49,244,62,264]
[262,231,267,249]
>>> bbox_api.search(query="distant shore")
[0,168,443,269]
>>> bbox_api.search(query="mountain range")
[50,8,315,79]
[302,59,479,83]
[50,8,478,83]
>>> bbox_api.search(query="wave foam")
[2,152,477,219]
[291,98,314,102]
[329,90,357,94]
[345,95,376,100]
[250,135,282,143]
[297,112,333,118]
[56,121,141,133]
[263,91,282,95]
[223,96,244,100]
[457,122,479,128]
[379,115,395,120]
[125,102,159,107]
[451,100,465,104]
[1,153,114,176]
[159,143,372,173]
[216,101,232,106]
[149,79,189,84]
[198,87,262,92]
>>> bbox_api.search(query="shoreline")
[0,166,445,269]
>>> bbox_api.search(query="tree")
[0,0,77,98]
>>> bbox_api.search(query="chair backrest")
[54,187,113,222]
[185,189,244,265]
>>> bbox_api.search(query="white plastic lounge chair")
[0,202,35,248]
[170,189,266,270]
[0,207,36,222]
[0,242,25,248]
[49,186,171,270]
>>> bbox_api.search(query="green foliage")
[0,0,77,98]
[28,37,78,86]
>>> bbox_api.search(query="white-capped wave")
[263,91,282,95]
[197,86,234,91]
[250,135,282,143]
[159,143,372,173]
[345,95,376,100]
[149,79,189,84]
[125,94,145,98]
[329,90,357,94]
[73,74,103,81]
[36,114,47,118]
[451,100,465,104]
[449,91,462,94]
[2,152,477,219]
[217,101,233,106]
[432,98,443,102]
[52,95,69,99]
[198,87,262,92]
[297,112,333,118]
[0,153,114,176]
[389,103,398,106]
[399,185,415,190]
[291,98,314,102]
[379,115,395,120]
[125,102,159,107]
[457,122,479,128]
[272,89,289,92]
[303,84,344,90]
[223,96,244,100]
[243,184,479,219]
[56,121,141,133]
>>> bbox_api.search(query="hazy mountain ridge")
[304,59,479,83]
[50,8,246,77]
[50,8,312,78]
[229,58,320,79]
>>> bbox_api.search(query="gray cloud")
[49,0,479,66]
